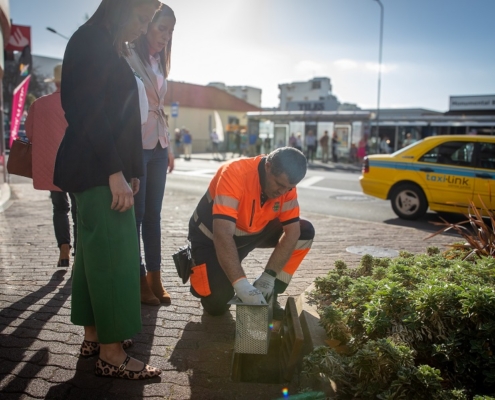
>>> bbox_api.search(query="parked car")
[360,135,495,220]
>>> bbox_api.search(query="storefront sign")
[449,95,495,111]
[6,24,31,52]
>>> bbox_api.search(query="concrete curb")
[0,182,12,213]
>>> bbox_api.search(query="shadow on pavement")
[0,270,71,395]
[383,211,466,236]
[169,312,291,400]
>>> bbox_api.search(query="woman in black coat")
[54,0,162,380]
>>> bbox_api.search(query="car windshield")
[390,139,424,156]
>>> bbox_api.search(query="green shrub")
[304,253,495,399]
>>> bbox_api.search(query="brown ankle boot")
[140,276,160,306]
[57,244,71,267]
[146,271,171,304]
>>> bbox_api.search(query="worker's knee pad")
[299,219,315,241]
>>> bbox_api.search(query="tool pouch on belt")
[173,243,193,284]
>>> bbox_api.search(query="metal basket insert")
[230,297,273,354]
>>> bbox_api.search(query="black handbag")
[173,243,193,284]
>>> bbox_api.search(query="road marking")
[298,176,325,188]
[299,185,363,195]
[172,169,217,177]
[170,170,364,196]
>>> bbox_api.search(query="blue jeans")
[134,145,169,276]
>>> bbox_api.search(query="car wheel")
[390,184,428,220]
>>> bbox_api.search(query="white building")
[208,82,262,108]
[278,77,359,112]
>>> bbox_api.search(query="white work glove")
[253,271,276,302]
[233,278,267,305]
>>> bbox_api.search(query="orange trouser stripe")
[282,248,310,276]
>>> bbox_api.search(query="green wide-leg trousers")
[71,186,142,344]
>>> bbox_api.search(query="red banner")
[6,25,31,52]
[9,75,31,148]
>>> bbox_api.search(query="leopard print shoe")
[95,356,162,380]
[80,339,134,358]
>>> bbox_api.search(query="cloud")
[365,62,398,73]
[333,59,359,70]
[294,60,325,74]
[334,58,397,74]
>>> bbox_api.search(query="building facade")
[278,76,359,112]
[164,81,261,152]
[207,82,262,108]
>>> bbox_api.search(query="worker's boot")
[146,271,171,304]
[57,244,71,268]
[140,275,160,306]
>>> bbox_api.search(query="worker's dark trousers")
[188,218,315,316]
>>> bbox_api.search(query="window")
[311,81,321,90]
[478,142,495,170]
[419,141,474,167]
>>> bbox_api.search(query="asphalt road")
[168,158,465,235]
[7,156,465,235]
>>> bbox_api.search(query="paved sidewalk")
[0,180,458,400]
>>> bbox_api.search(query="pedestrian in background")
[289,133,297,148]
[255,136,263,155]
[295,133,302,151]
[319,130,329,163]
[402,132,414,147]
[264,136,271,153]
[331,131,339,162]
[357,137,367,164]
[380,136,391,154]
[174,128,182,157]
[210,129,221,160]
[349,143,358,164]
[305,130,316,162]
[127,3,176,305]
[233,131,242,158]
[182,129,192,160]
[240,129,248,156]
[53,0,162,380]
[25,64,77,268]
[248,131,257,156]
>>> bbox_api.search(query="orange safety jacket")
[191,156,300,241]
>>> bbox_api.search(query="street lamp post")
[372,0,384,153]
[46,27,70,41]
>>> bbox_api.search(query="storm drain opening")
[231,297,304,384]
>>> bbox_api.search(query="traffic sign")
[171,102,179,118]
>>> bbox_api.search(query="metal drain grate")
[279,296,304,381]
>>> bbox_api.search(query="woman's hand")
[168,151,175,173]
[109,171,134,212]
[131,178,140,195]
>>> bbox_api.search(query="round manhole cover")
[333,195,370,201]
[346,245,399,258]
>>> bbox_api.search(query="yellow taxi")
[360,135,495,220]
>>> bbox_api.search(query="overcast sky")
[10,0,495,111]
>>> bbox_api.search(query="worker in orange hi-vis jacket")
[186,146,315,320]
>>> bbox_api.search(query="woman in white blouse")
[127,4,176,305]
